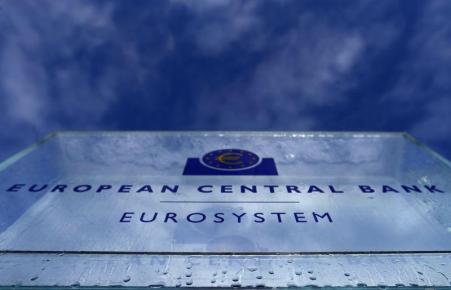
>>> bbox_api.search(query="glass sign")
[1,132,451,254]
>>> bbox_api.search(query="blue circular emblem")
[201,149,260,171]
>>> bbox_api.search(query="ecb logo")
[183,149,278,175]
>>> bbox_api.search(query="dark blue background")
[0,0,450,161]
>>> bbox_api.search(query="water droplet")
[30,276,38,281]
[417,271,423,275]
[232,277,239,282]
[231,282,241,287]
[247,266,258,272]
[418,176,431,186]
[148,283,166,287]
[256,275,263,279]
[295,271,301,276]
[268,270,274,275]
[344,273,351,277]
[185,272,192,277]
[185,279,193,286]
[309,276,317,281]
[123,275,131,283]
[175,281,181,287]
[308,270,314,274]
[285,153,295,160]
[211,279,216,284]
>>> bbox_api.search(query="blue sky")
[0,0,450,161]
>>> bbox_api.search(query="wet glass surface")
[0,132,451,288]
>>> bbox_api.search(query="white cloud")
[1,40,48,127]
[249,26,365,107]
[190,16,366,129]
[0,0,117,149]
[170,0,262,54]
[383,1,451,143]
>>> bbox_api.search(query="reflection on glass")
[0,132,450,288]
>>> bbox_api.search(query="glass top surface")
[0,131,450,254]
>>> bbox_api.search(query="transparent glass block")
[0,131,450,288]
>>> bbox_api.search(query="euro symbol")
[216,153,243,165]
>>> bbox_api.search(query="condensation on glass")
[0,131,450,288]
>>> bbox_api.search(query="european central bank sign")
[0,132,450,255]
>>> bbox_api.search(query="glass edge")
[0,132,58,172]
[0,130,407,172]
[402,132,451,169]
[52,130,406,137]
[2,250,451,256]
